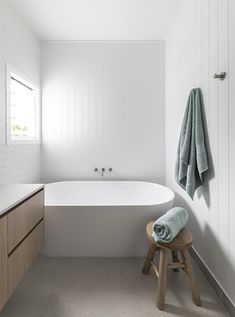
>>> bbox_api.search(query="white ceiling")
[9,0,183,40]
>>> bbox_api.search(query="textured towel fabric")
[175,88,209,199]
[152,207,188,243]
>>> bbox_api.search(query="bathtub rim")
[44,180,175,207]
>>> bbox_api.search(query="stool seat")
[146,221,193,250]
[142,220,201,311]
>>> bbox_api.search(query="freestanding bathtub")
[42,181,174,257]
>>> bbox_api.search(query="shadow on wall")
[195,95,215,208]
[171,95,233,309]
[173,191,234,310]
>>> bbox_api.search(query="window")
[6,65,41,144]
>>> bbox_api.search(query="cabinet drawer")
[8,190,44,253]
[0,216,7,310]
[8,221,43,297]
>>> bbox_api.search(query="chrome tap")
[94,167,112,176]
[101,168,106,176]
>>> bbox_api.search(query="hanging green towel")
[175,88,209,199]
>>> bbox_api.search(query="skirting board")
[190,247,235,317]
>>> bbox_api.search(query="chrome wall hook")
[213,72,226,80]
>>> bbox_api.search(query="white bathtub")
[42,181,174,257]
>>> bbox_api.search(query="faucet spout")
[101,168,106,176]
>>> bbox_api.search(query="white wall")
[0,0,41,183]
[228,0,235,307]
[166,0,235,305]
[42,41,165,183]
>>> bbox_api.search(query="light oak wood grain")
[157,248,167,310]
[8,190,44,253]
[0,216,8,310]
[8,221,43,297]
[181,250,202,306]
[142,243,157,275]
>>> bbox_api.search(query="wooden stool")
[142,221,202,310]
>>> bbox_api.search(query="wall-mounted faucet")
[94,167,113,176]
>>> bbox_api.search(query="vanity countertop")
[0,184,44,216]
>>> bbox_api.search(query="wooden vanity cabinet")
[8,190,44,253]
[8,221,43,297]
[0,189,44,310]
[0,216,8,309]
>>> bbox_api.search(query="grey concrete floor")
[0,256,229,317]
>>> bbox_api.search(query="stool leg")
[157,248,167,310]
[181,250,202,306]
[142,243,156,275]
[171,250,180,272]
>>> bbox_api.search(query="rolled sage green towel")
[175,88,209,199]
[152,207,188,243]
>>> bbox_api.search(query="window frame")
[6,64,41,145]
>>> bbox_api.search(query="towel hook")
[213,72,226,80]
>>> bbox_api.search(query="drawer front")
[8,221,43,297]
[8,190,44,253]
[0,216,8,310]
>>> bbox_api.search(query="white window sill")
[7,138,41,145]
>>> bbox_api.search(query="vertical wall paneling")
[205,0,219,276]
[166,0,234,305]
[217,0,229,290]
[42,42,165,183]
[229,0,235,303]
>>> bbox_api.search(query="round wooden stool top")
[146,221,193,251]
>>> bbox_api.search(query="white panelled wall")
[0,0,41,183]
[42,42,165,183]
[229,0,235,307]
[166,0,235,306]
